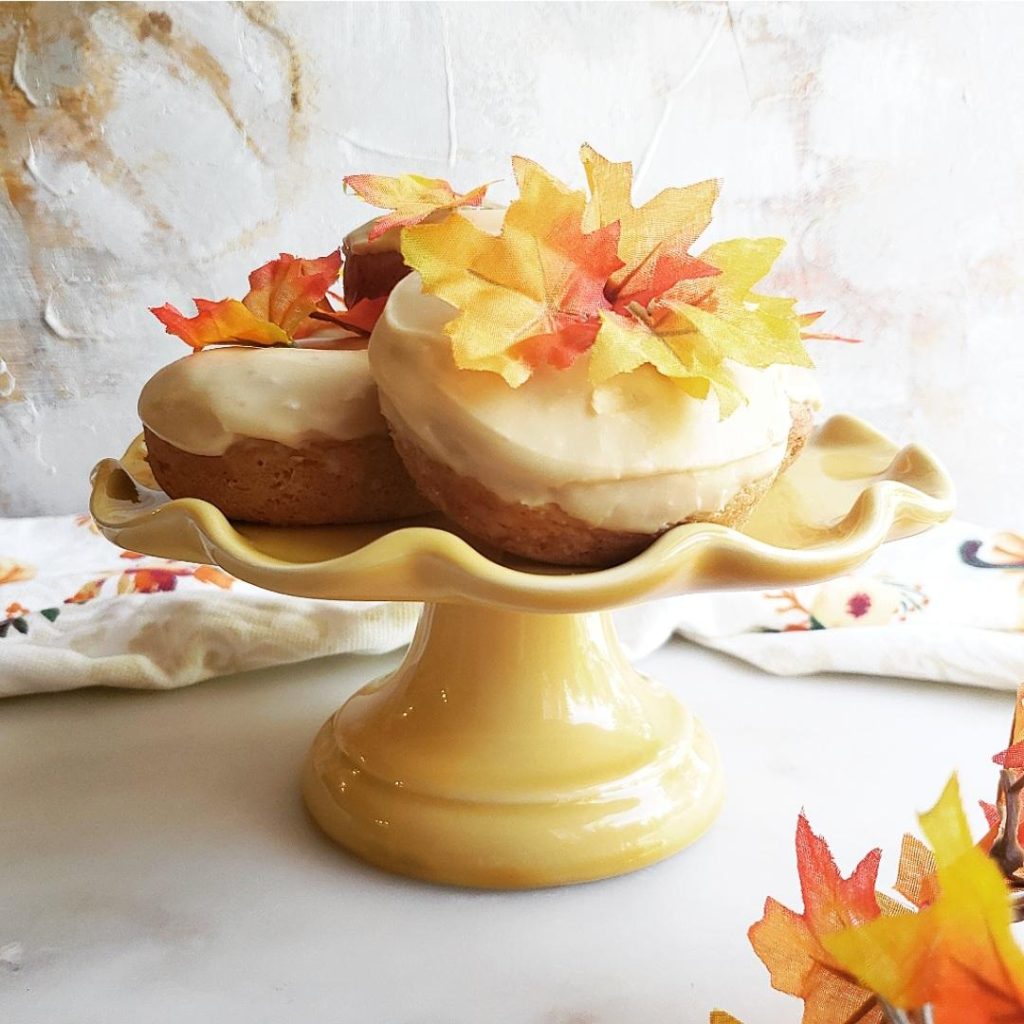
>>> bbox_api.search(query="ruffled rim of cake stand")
[89,414,954,613]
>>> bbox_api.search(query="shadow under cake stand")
[90,415,953,889]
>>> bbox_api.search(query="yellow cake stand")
[90,416,953,889]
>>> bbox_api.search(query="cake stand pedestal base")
[302,603,723,889]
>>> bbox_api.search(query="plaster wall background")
[1,1,1020,522]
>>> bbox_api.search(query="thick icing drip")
[139,347,386,457]
[369,273,821,533]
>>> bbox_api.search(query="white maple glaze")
[138,347,386,456]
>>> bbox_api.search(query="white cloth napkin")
[1,515,1022,697]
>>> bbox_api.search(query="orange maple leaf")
[391,147,839,396]
[150,297,289,349]
[151,250,344,350]
[748,813,885,1024]
[343,172,490,241]
[243,251,342,338]
[994,743,1024,770]
[401,156,623,385]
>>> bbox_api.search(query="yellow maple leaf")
[580,148,812,411]
[747,813,886,1024]
[588,239,813,409]
[151,298,290,349]
[677,239,813,368]
[343,172,490,241]
[589,303,745,413]
[580,143,720,303]
[151,251,342,350]
[397,147,822,400]
[824,776,1024,1023]
[401,157,623,385]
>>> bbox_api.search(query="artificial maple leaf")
[151,298,290,350]
[995,744,1024,770]
[893,689,1024,925]
[243,251,342,338]
[589,303,745,413]
[579,145,817,403]
[994,689,1024,771]
[588,236,812,411]
[709,1013,745,1024]
[580,143,720,306]
[151,250,343,350]
[401,156,623,385]
[824,776,1024,1024]
[748,813,885,1024]
[684,238,815,368]
[343,172,490,241]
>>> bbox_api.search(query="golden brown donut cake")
[363,147,834,566]
[387,401,813,565]
[139,346,431,526]
[370,274,820,565]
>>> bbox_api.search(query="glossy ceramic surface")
[89,415,953,888]
[90,416,954,613]
[304,605,723,887]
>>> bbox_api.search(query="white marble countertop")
[0,641,1012,1024]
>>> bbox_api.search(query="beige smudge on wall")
[0,1,305,514]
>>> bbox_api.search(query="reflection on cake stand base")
[302,603,723,888]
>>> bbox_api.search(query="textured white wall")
[1,1,1021,522]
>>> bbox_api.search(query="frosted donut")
[369,273,821,566]
[138,345,431,526]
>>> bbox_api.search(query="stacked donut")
[140,149,834,566]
